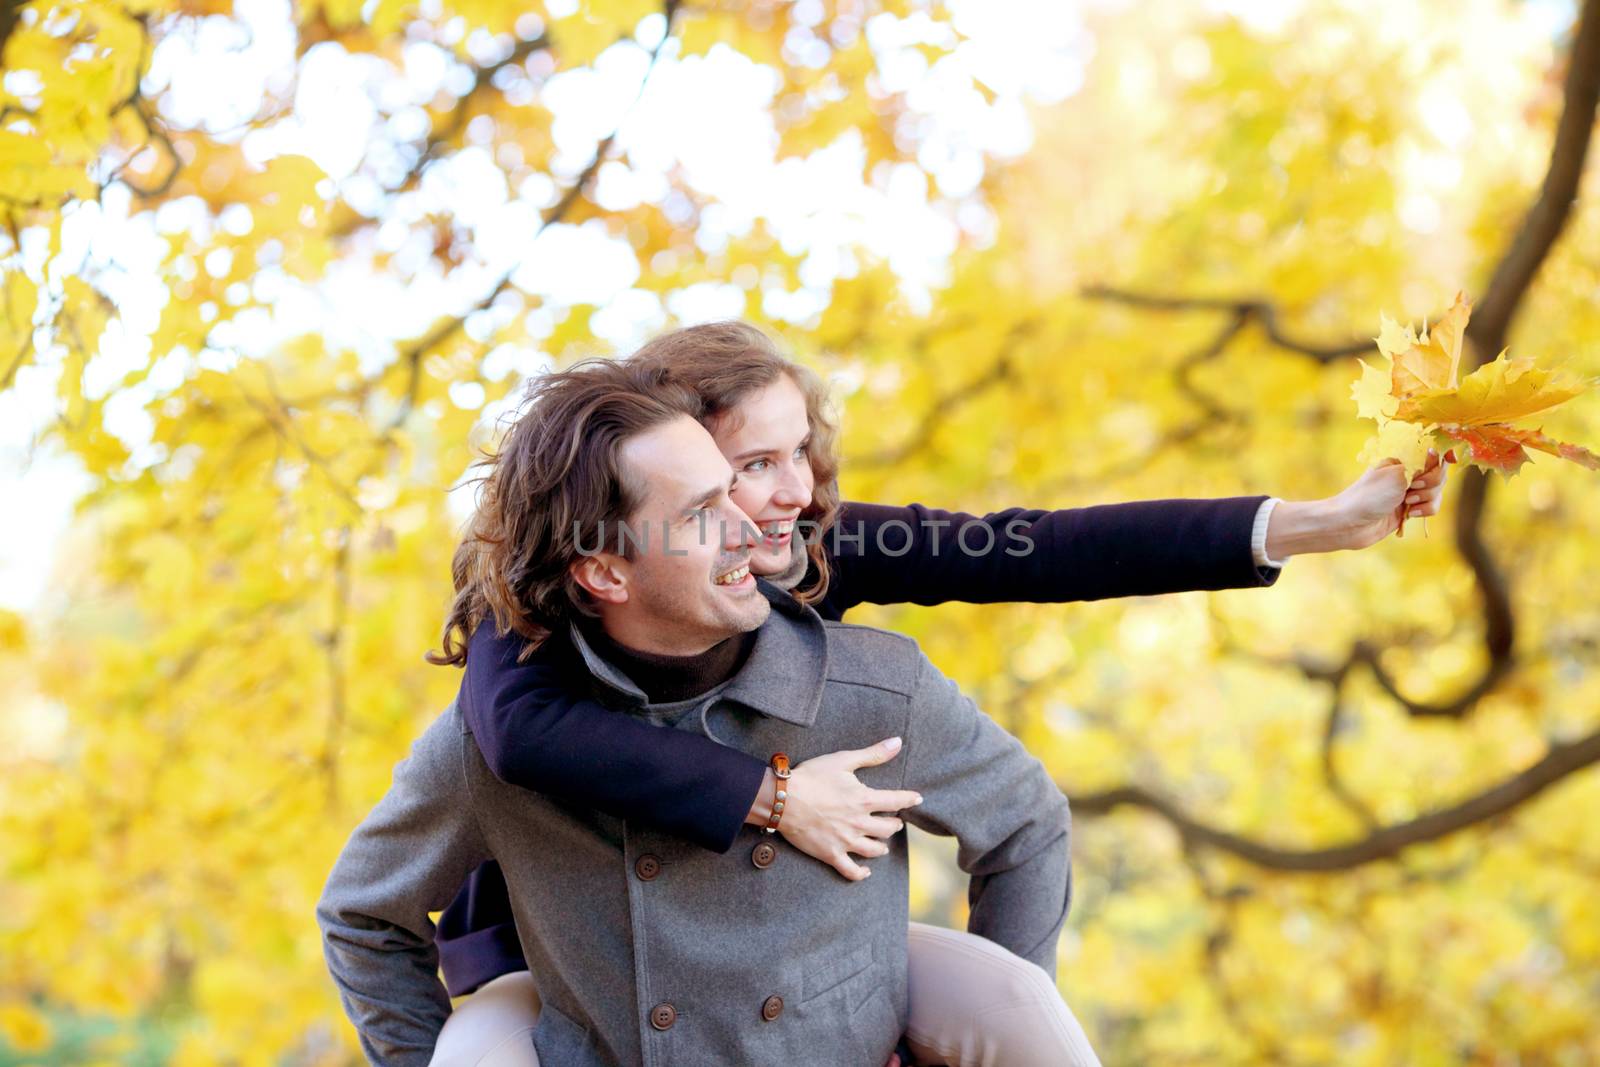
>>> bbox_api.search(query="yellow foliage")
[3,0,1599,1063]
[0,1003,51,1052]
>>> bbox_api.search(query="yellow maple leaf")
[1351,358,1399,420]
[1399,352,1587,426]
[1374,312,1414,361]
[1388,291,1471,398]
[1357,418,1433,477]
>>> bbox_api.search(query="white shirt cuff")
[1252,498,1288,569]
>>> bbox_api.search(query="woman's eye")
[793,445,807,459]
[745,459,769,473]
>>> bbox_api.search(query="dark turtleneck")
[578,620,758,704]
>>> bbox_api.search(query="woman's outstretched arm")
[819,454,1450,614]
[819,495,1280,615]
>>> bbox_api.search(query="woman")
[428,321,1449,1067]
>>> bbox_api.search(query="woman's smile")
[757,517,797,551]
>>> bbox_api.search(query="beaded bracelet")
[763,753,791,834]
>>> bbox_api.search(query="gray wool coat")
[317,584,1072,1066]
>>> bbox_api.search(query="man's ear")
[570,552,631,606]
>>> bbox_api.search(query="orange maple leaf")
[1436,425,1600,477]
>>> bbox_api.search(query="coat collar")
[566,582,830,728]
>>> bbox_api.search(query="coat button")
[751,841,778,869]
[635,854,662,881]
[650,1002,677,1030]
[761,995,784,1021]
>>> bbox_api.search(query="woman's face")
[710,374,817,576]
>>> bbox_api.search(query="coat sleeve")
[821,497,1278,615]
[462,622,768,853]
[897,651,1073,978]
[316,707,492,1066]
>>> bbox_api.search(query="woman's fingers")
[831,852,871,881]
[1399,449,1449,527]
[860,815,905,839]
[850,836,891,859]
[840,737,905,771]
[1409,468,1444,490]
[1405,472,1449,507]
[1409,463,1447,489]
[1413,448,1452,485]
[867,788,924,813]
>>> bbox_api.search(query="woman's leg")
[429,969,543,1067]
[903,921,1101,1067]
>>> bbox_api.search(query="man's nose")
[722,503,759,550]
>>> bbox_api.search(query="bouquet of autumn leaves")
[1353,293,1599,484]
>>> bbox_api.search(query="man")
[316,358,1072,1065]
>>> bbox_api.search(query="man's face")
[587,415,770,655]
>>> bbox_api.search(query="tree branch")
[1317,668,1380,829]
[331,32,555,240]
[850,319,1035,467]
[319,525,352,808]
[1471,0,1600,352]
[1173,306,1251,422]
[1080,286,1375,362]
[401,34,552,190]
[1067,723,1600,872]
[0,0,24,68]
[115,98,182,200]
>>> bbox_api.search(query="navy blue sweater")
[435,497,1278,996]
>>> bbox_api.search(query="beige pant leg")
[429,970,543,1067]
[904,921,1102,1067]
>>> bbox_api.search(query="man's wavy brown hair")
[428,320,842,667]
[427,357,703,667]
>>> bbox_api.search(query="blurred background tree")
[2,0,1598,1062]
